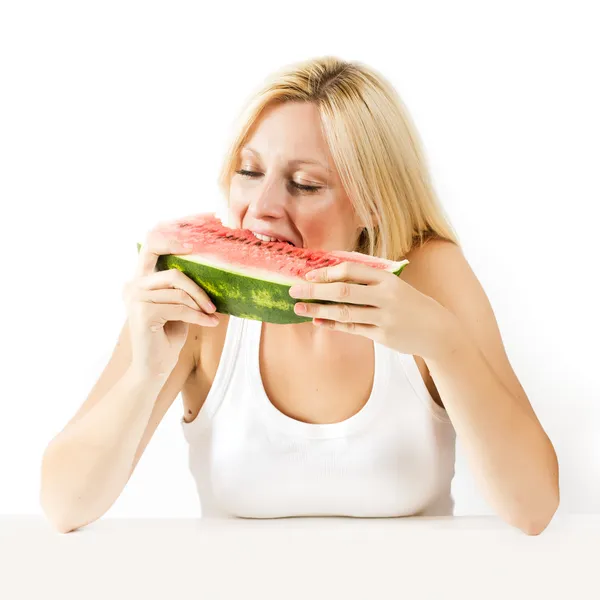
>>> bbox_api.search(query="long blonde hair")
[217,56,460,260]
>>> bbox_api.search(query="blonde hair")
[217,56,460,260]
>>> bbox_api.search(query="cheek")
[227,184,247,217]
[297,203,336,232]
[228,179,243,203]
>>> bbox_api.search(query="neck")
[264,320,356,351]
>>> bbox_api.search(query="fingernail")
[206,302,216,312]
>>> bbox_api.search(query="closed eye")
[235,170,322,193]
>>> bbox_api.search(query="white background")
[1,0,598,518]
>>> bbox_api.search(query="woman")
[40,56,559,535]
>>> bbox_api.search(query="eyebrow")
[240,146,331,173]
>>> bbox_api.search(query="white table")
[1,514,598,599]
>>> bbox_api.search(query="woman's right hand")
[122,226,219,378]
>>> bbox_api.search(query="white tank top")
[180,315,456,519]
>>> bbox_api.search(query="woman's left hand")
[288,261,458,361]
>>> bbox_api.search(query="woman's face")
[228,101,363,252]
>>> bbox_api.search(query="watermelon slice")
[136,213,409,324]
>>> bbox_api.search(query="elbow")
[514,490,560,536]
[518,514,553,537]
[516,445,561,536]
[39,448,84,534]
[40,488,79,534]
[47,515,79,535]
[40,489,86,534]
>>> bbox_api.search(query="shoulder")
[404,236,463,268]
[402,238,501,341]
[401,237,467,294]
[401,236,492,334]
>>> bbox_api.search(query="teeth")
[252,231,292,245]
[252,232,277,242]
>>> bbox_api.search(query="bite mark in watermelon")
[136,213,409,324]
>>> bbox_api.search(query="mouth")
[250,231,297,247]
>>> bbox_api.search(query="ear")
[352,205,376,232]
[356,216,374,231]
[354,213,370,231]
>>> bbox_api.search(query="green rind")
[136,243,409,324]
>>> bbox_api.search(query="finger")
[295,302,381,325]
[290,280,379,306]
[140,268,216,314]
[313,318,379,338]
[136,229,194,279]
[137,287,208,313]
[145,303,219,329]
[306,261,386,285]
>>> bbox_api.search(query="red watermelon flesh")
[157,213,407,281]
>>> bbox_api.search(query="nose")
[247,176,288,219]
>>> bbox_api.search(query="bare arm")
[40,228,216,533]
[39,321,196,534]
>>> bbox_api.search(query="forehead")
[242,102,330,160]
